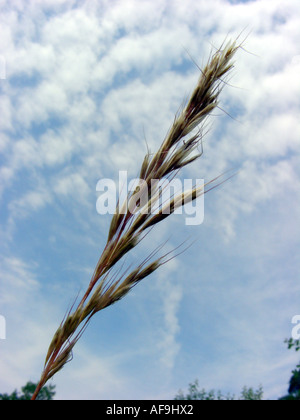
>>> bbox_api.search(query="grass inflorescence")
[31,39,240,400]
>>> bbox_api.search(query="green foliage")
[0,381,55,400]
[285,338,300,352]
[279,339,300,400]
[174,379,263,401]
[240,385,264,400]
[279,369,300,400]
[175,339,300,401]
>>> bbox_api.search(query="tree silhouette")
[0,381,55,400]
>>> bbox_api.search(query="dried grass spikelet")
[31,39,240,400]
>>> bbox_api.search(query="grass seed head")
[32,39,240,399]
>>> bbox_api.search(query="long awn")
[32,39,241,400]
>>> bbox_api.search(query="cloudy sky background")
[0,0,299,400]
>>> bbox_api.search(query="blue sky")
[0,0,300,400]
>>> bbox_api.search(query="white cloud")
[0,95,12,131]
[0,256,39,305]
[158,284,182,370]
[208,156,299,241]
[5,184,52,238]
[153,260,182,371]
[53,171,91,203]
[53,344,128,400]
[14,82,68,128]
[0,255,65,394]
